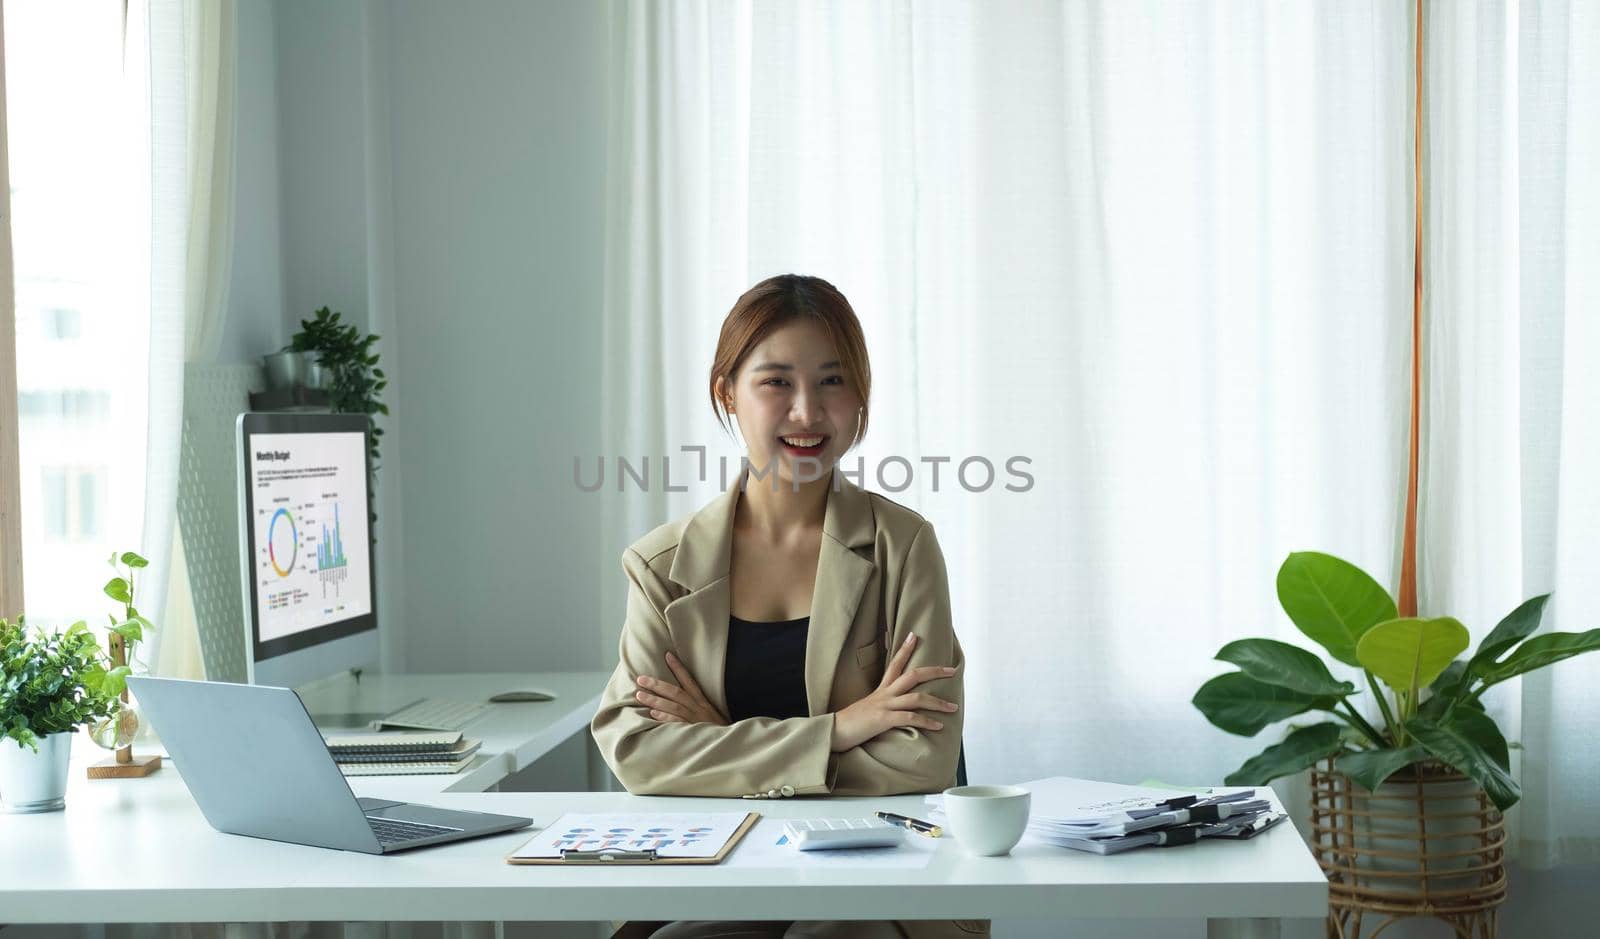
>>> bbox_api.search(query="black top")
[724,614,811,722]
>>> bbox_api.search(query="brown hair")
[709,274,872,450]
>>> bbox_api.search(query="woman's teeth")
[780,435,825,448]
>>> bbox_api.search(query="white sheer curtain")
[147,0,237,678]
[602,0,1600,879]
[1424,0,1600,868]
[601,0,1413,792]
[1516,0,1600,868]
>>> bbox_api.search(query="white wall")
[384,0,607,673]
[275,1,372,329]
[231,0,610,674]
[217,0,287,364]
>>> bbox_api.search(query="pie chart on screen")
[268,507,298,576]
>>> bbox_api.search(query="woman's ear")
[715,375,734,413]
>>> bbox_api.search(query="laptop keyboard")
[367,816,464,845]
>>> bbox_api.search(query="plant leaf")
[1475,628,1600,687]
[1356,617,1470,693]
[1406,709,1519,811]
[1335,745,1428,792]
[1417,660,1476,721]
[1224,722,1344,786]
[110,620,143,644]
[104,665,131,698]
[120,551,149,568]
[1215,638,1356,697]
[103,577,131,604]
[1431,659,1468,694]
[1193,672,1336,737]
[1467,595,1549,676]
[1276,552,1397,667]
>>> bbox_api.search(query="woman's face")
[721,319,862,486]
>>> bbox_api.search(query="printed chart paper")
[510,812,751,859]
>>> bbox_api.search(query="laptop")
[127,676,533,854]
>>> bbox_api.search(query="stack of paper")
[926,776,1286,856]
[323,730,482,776]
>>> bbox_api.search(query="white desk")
[3,754,1327,937]
[290,671,611,794]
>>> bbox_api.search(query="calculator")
[782,817,905,851]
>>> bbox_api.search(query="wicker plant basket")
[1309,758,1507,939]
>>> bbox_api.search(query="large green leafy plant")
[1193,552,1600,810]
[0,617,126,751]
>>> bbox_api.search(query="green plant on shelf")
[289,305,387,535]
[288,305,388,473]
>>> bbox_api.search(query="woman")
[591,275,985,939]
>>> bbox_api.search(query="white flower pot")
[0,732,73,813]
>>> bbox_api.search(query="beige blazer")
[591,467,966,800]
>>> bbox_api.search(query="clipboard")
[506,812,761,865]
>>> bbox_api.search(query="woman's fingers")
[638,691,690,721]
[877,633,918,689]
[637,674,688,704]
[888,664,959,696]
[887,692,959,713]
[664,651,709,702]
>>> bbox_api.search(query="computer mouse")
[489,690,557,703]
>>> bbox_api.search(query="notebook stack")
[323,730,482,776]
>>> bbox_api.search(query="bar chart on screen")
[248,431,372,642]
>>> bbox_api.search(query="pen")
[875,811,943,837]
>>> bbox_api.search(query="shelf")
[248,385,332,412]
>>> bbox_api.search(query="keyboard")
[783,817,904,851]
[367,816,463,846]
[371,698,492,732]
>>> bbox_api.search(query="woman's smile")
[778,434,829,458]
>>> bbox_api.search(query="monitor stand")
[295,669,391,731]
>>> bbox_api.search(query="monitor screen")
[237,412,376,671]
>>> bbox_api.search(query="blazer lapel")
[663,467,879,720]
[664,475,741,719]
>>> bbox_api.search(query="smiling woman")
[593,275,984,939]
[708,274,873,478]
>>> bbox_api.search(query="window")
[39,466,105,543]
[5,0,151,629]
[41,307,83,341]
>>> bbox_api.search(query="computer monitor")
[236,412,377,687]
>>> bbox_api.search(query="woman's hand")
[634,651,729,726]
[830,633,959,753]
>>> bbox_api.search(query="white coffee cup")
[942,784,1031,856]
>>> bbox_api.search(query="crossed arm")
[590,522,966,797]
[635,633,959,751]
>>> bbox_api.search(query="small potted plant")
[0,617,124,812]
[86,550,161,777]
[1193,552,1600,935]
